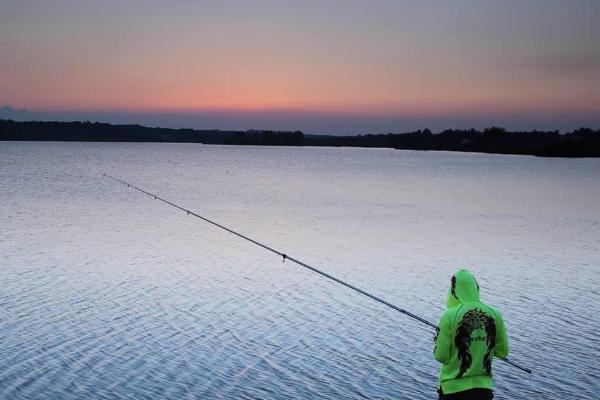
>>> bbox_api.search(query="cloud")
[525,51,600,77]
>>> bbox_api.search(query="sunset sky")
[1,1,599,133]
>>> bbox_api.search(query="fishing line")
[104,173,532,374]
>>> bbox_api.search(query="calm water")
[1,142,599,399]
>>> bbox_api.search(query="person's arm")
[434,312,451,363]
[494,310,509,359]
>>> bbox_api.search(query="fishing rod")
[104,173,532,374]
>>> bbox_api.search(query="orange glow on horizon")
[1,1,599,130]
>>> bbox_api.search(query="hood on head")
[446,269,480,308]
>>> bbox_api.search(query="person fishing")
[434,270,509,399]
[105,175,531,380]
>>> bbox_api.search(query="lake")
[1,142,599,399]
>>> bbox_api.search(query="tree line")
[1,119,599,157]
[306,127,600,157]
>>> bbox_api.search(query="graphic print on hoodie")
[434,270,509,395]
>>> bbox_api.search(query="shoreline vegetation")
[1,119,599,157]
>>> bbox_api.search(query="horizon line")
[4,117,598,136]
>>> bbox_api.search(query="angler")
[104,174,531,388]
[434,270,509,400]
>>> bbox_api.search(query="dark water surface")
[1,142,599,399]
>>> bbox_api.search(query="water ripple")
[1,142,600,399]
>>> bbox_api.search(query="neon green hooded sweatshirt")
[434,270,509,395]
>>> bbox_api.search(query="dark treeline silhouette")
[1,119,599,157]
[0,120,235,144]
[226,129,304,146]
[0,120,303,146]
[305,127,600,157]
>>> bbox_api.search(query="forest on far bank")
[1,119,599,157]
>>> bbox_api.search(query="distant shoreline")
[2,119,599,157]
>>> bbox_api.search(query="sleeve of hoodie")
[494,309,509,358]
[434,311,452,363]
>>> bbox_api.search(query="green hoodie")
[434,270,509,395]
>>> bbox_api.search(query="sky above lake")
[1,1,599,134]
